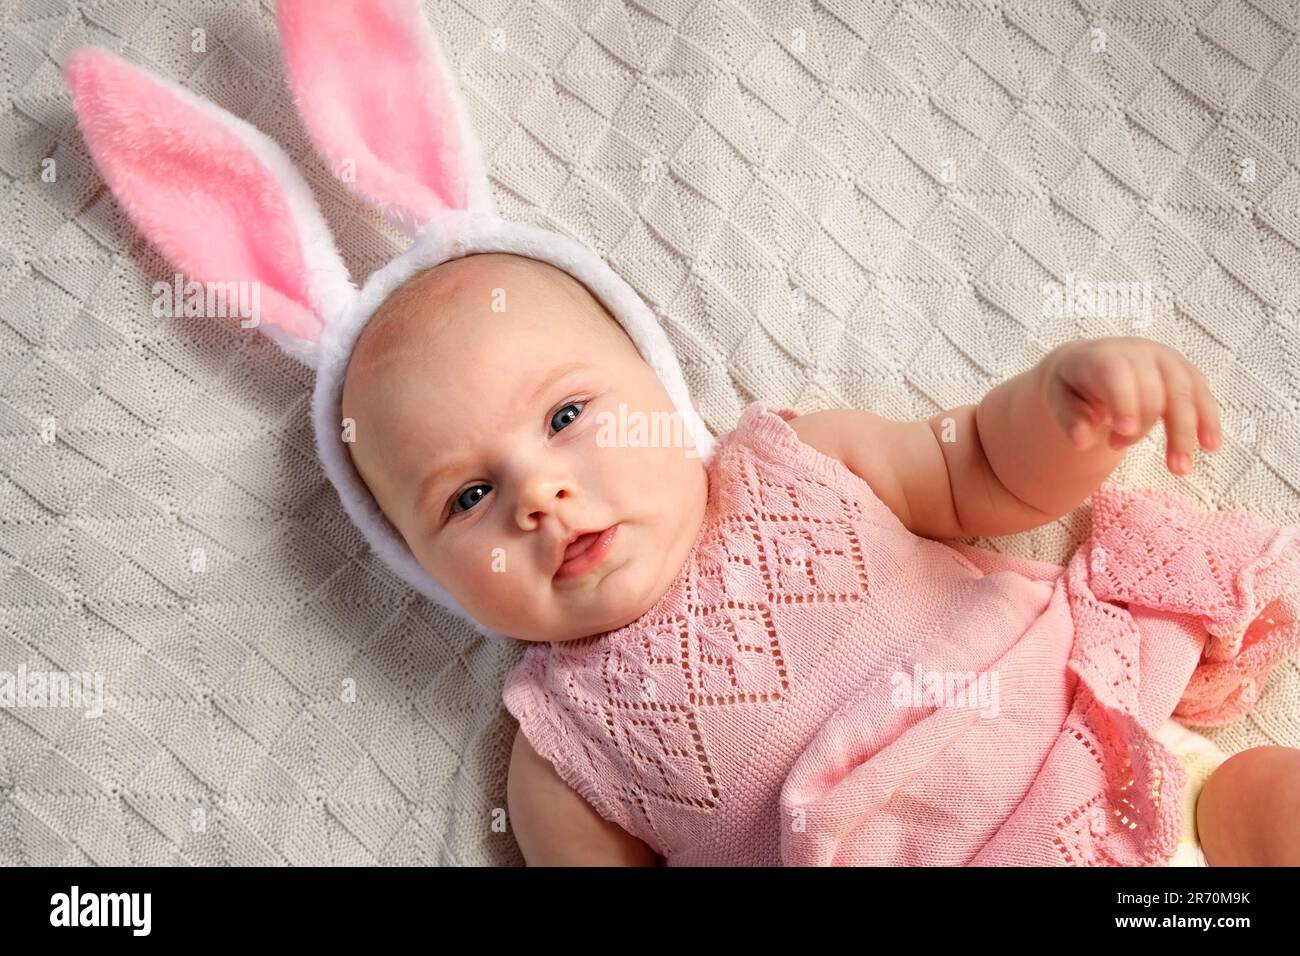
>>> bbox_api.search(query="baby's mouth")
[554,524,621,581]
[563,533,602,561]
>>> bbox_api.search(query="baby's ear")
[277,0,496,235]
[63,47,356,369]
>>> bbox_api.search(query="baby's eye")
[450,484,490,516]
[446,402,585,520]
[550,401,585,433]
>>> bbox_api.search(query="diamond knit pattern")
[4,1,1300,866]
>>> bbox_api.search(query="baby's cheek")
[624,437,692,496]
[618,433,670,474]
[450,542,534,615]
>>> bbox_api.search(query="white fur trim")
[311,210,717,637]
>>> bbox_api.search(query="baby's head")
[341,253,708,643]
[65,22,717,643]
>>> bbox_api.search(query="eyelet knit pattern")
[502,403,1300,865]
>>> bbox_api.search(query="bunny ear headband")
[64,0,717,638]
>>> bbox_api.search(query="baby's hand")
[1041,337,1223,475]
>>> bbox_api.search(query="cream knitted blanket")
[1,0,1297,865]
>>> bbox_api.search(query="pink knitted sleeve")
[500,642,639,840]
[1084,482,1300,727]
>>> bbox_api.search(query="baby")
[62,0,1300,870]
[340,252,706,644]
[341,251,1300,868]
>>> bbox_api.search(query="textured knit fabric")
[502,402,1300,866]
[11,2,1300,869]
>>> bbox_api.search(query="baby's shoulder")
[727,404,915,537]
[723,403,849,470]
[781,409,848,465]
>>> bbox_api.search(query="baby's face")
[340,253,708,642]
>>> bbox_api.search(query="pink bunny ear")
[277,0,496,235]
[63,46,356,369]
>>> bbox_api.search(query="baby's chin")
[534,567,663,642]
[507,546,672,642]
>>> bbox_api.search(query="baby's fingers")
[1160,360,1199,474]
[1046,374,1104,449]
[1069,401,1107,451]
[1103,359,1142,439]
[1192,367,1223,451]
[1109,357,1164,450]
[1059,346,1139,440]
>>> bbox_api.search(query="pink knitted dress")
[501,402,1300,866]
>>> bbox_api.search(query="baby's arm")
[507,727,660,866]
[790,337,1222,539]
[972,337,1221,529]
